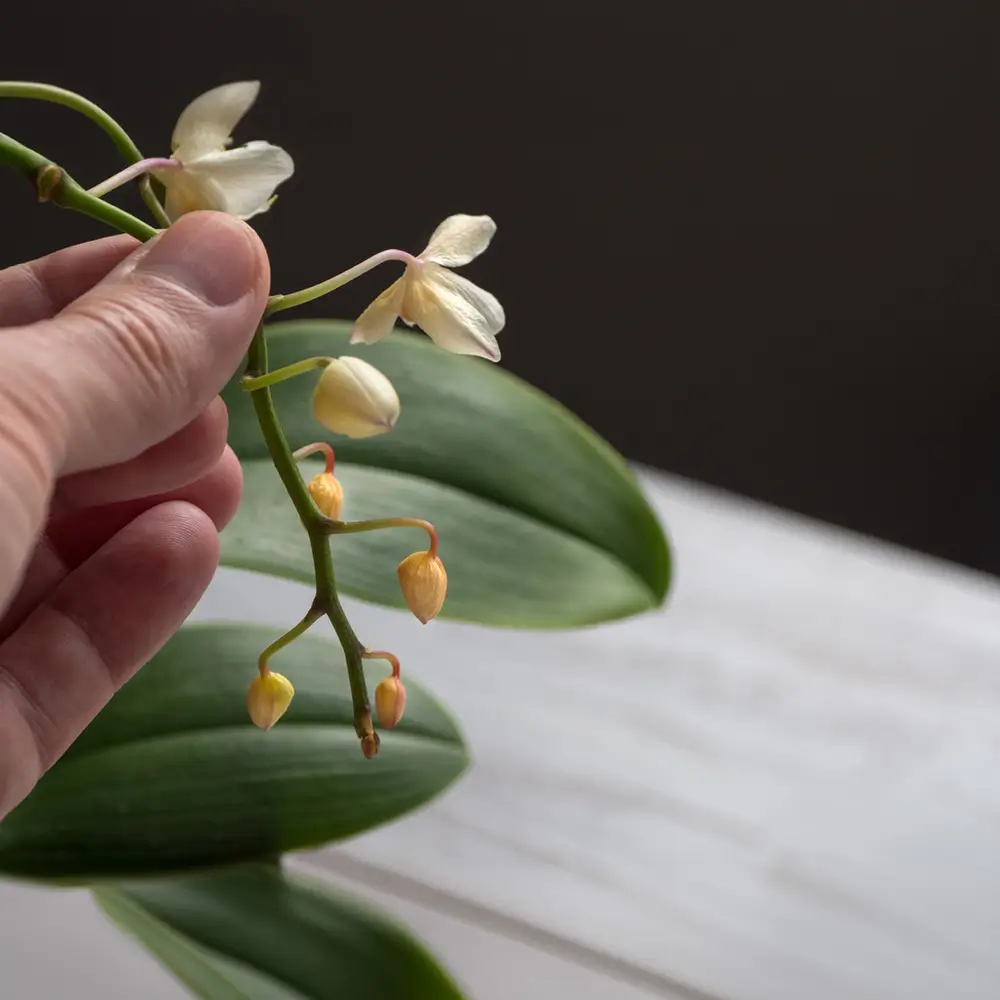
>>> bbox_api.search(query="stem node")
[35,163,62,202]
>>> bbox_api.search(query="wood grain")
[196,468,1000,1000]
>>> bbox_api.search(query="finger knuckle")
[73,295,192,410]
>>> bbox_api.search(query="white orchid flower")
[350,214,505,362]
[151,81,294,221]
[88,82,294,222]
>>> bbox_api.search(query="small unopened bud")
[312,356,400,439]
[361,731,380,759]
[308,472,343,519]
[247,671,295,731]
[397,551,448,623]
[375,675,407,729]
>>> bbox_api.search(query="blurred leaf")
[95,863,465,1000]
[0,625,466,881]
[221,321,670,628]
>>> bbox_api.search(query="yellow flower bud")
[308,472,343,519]
[312,356,400,439]
[375,675,407,729]
[247,671,295,731]
[396,551,447,624]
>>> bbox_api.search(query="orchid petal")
[179,142,294,219]
[420,214,497,267]
[350,277,407,345]
[156,169,224,221]
[172,81,260,161]
[404,264,503,361]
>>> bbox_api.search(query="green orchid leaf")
[221,320,670,628]
[0,625,466,881]
[95,863,465,999]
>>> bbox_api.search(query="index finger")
[0,235,139,329]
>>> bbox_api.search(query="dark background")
[2,2,999,572]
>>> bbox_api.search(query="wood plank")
[0,866,667,1000]
[192,469,1000,1000]
[294,857,673,1000]
[0,881,183,999]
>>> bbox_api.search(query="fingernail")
[132,213,261,306]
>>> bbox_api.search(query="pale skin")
[0,211,270,819]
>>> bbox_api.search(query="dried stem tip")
[361,731,380,759]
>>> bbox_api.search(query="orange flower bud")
[308,472,343,519]
[247,671,294,731]
[375,675,407,729]
[396,551,447,624]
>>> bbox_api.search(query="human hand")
[0,212,269,818]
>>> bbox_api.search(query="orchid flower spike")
[153,81,294,222]
[351,214,505,362]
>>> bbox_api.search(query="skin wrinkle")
[0,334,78,483]
[0,416,54,514]
[0,537,66,643]
[3,450,241,643]
[0,682,44,814]
[61,292,194,428]
[11,267,55,327]
[52,398,230,512]
[64,504,220,688]
[0,404,61,614]
[29,276,256,479]
[0,609,89,772]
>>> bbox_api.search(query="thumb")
[9,211,269,478]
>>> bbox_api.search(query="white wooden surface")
[4,468,1000,999]
[0,864,661,1000]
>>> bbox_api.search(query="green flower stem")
[0,126,376,749]
[0,81,140,158]
[241,356,331,392]
[138,177,171,228]
[265,248,416,317]
[245,325,375,745]
[0,81,171,226]
[310,533,375,741]
[257,606,324,676]
[0,132,157,240]
[324,516,439,557]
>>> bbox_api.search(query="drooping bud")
[312,356,400,439]
[247,671,295,731]
[374,675,407,729]
[308,472,343,519]
[396,551,448,623]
